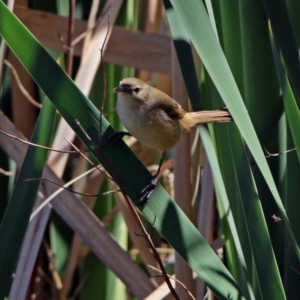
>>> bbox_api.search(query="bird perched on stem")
[114,77,232,202]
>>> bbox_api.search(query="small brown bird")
[114,77,231,201]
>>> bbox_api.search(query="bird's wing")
[149,89,186,120]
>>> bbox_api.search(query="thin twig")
[64,137,94,165]
[264,146,296,158]
[251,146,296,165]
[59,1,111,51]
[75,119,92,141]
[4,60,42,109]
[101,189,121,196]
[72,16,102,46]
[29,166,99,221]
[71,2,112,46]
[0,167,14,176]
[74,120,114,181]
[121,191,180,300]
[66,0,75,75]
[99,13,111,147]
[290,266,300,276]
[25,178,100,197]
[148,265,195,300]
[0,129,81,154]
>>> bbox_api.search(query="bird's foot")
[102,131,131,148]
[139,175,158,204]
[109,131,132,143]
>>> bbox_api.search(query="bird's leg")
[139,151,166,203]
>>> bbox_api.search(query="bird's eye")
[133,87,140,93]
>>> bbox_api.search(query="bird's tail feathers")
[181,108,232,131]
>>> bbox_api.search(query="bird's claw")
[101,131,131,148]
[139,176,158,204]
[109,131,131,144]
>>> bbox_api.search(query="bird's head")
[114,78,150,103]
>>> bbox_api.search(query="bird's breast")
[116,96,181,151]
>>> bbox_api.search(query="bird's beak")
[114,84,132,93]
[114,86,123,92]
